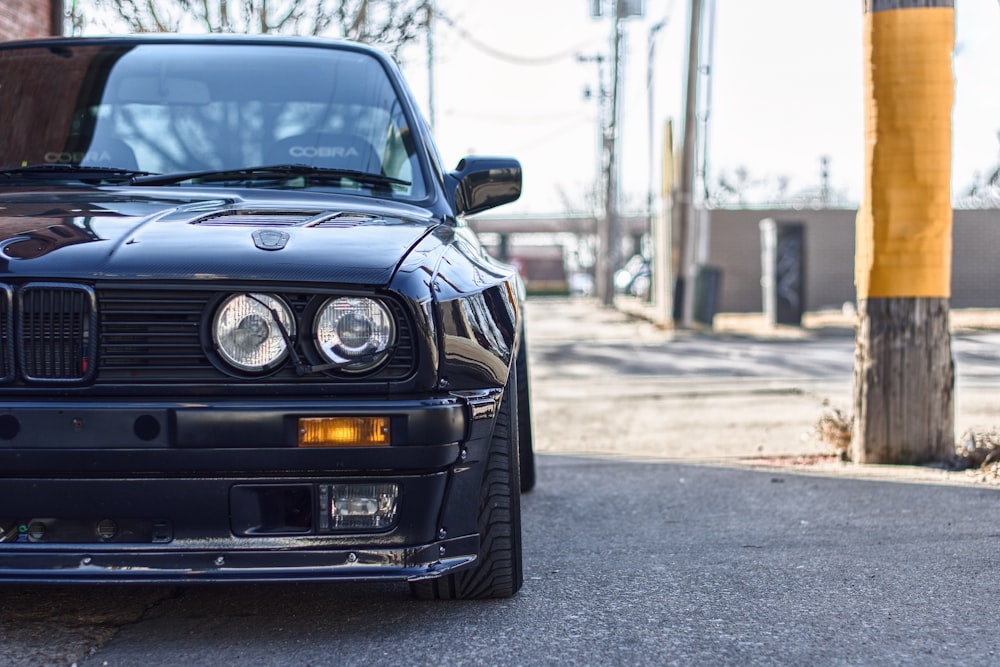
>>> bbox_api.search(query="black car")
[0,34,533,599]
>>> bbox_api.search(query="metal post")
[51,0,65,36]
[672,0,703,326]
[647,19,666,258]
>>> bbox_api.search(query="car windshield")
[0,41,428,199]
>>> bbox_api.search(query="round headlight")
[213,293,295,373]
[314,297,395,372]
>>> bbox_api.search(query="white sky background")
[400,0,1000,215]
[80,0,1000,215]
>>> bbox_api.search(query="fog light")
[298,417,390,448]
[326,483,399,530]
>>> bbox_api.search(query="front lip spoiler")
[0,535,477,584]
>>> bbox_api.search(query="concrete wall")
[950,209,1000,308]
[0,1,57,40]
[705,208,1000,312]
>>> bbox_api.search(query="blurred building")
[0,1,63,40]
[475,208,1000,311]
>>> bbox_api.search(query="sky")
[398,0,1000,215]
[79,0,1000,216]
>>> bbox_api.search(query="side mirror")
[445,156,522,216]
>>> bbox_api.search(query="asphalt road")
[5,455,997,666]
[5,297,1000,666]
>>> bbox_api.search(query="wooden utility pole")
[597,5,624,307]
[853,0,955,464]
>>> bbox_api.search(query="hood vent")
[308,212,380,228]
[194,211,314,226]
[192,210,380,227]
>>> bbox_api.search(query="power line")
[435,11,594,66]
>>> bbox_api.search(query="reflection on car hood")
[0,187,439,285]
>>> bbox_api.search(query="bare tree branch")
[82,1,429,56]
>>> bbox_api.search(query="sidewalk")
[615,295,1000,339]
[524,296,1000,486]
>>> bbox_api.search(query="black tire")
[410,374,523,600]
[516,332,536,493]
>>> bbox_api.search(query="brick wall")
[0,1,56,41]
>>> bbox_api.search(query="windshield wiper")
[131,164,410,189]
[0,164,149,182]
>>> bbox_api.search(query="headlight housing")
[213,293,295,373]
[314,297,394,373]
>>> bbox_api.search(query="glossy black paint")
[446,157,523,216]
[0,189,435,283]
[0,35,526,584]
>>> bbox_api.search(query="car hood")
[0,187,441,285]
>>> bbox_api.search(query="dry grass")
[813,409,1000,472]
[957,428,1000,467]
[815,405,853,460]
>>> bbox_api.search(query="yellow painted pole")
[856,5,954,298]
[853,0,956,465]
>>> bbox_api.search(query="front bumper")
[0,391,502,583]
[0,536,481,584]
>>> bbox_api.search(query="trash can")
[694,265,722,326]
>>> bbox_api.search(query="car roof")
[0,33,394,62]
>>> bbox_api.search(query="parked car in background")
[0,35,533,599]
[615,254,652,300]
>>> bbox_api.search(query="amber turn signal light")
[297,417,390,448]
